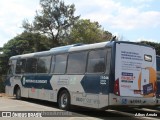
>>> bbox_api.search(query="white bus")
[156,55,160,104]
[5,41,157,110]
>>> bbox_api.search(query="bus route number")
[100,76,109,85]
[100,76,109,80]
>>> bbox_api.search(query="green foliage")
[23,0,79,47]
[3,39,29,56]
[0,54,8,76]
[16,31,51,52]
[0,32,50,75]
[140,41,160,55]
[3,32,50,55]
[68,19,112,44]
[0,76,5,93]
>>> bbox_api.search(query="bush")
[0,76,5,93]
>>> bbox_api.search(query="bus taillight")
[114,79,120,96]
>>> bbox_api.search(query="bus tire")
[15,87,21,100]
[58,90,70,110]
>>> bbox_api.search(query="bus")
[156,55,160,104]
[5,41,157,110]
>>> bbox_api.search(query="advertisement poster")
[115,43,156,97]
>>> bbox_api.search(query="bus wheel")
[16,87,21,100]
[58,90,70,110]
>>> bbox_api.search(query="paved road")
[0,96,160,120]
[0,96,123,120]
[0,96,104,120]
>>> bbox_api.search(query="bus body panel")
[5,41,157,109]
[109,93,156,106]
[115,43,156,98]
[50,74,109,108]
[156,56,160,104]
[5,86,14,96]
[6,73,110,108]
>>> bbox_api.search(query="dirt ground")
[0,93,8,97]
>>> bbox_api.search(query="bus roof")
[10,41,154,60]
[10,41,112,60]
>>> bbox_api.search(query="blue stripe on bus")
[21,75,53,90]
[4,77,11,86]
[14,74,110,94]
[81,75,109,94]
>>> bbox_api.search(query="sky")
[0,0,160,47]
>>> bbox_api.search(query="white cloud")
[134,37,159,43]
[132,0,154,4]
[0,0,39,47]
[110,9,160,30]
[71,0,160,30]
[0,0,160,47]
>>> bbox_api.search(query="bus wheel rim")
[16,88,20,99]
[61,93,67,108]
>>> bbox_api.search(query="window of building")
[67,52,87,74]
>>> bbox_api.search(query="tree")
[16,31,50,52]
[23,0,79,47]
[68,19,112,44]
[140,41,160,55]
[2,32,50,56]
[0,49,5,74]
[0,32,50,76]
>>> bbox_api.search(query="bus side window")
[8,65,14,75]
[51,56,55,73]
[16,59,26,74]
[37,56,51,73]
[67,51,87,74]
[106,49,111,74]
[54,54,67,74]
[26,58,37,73]
[87,49,106,73]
